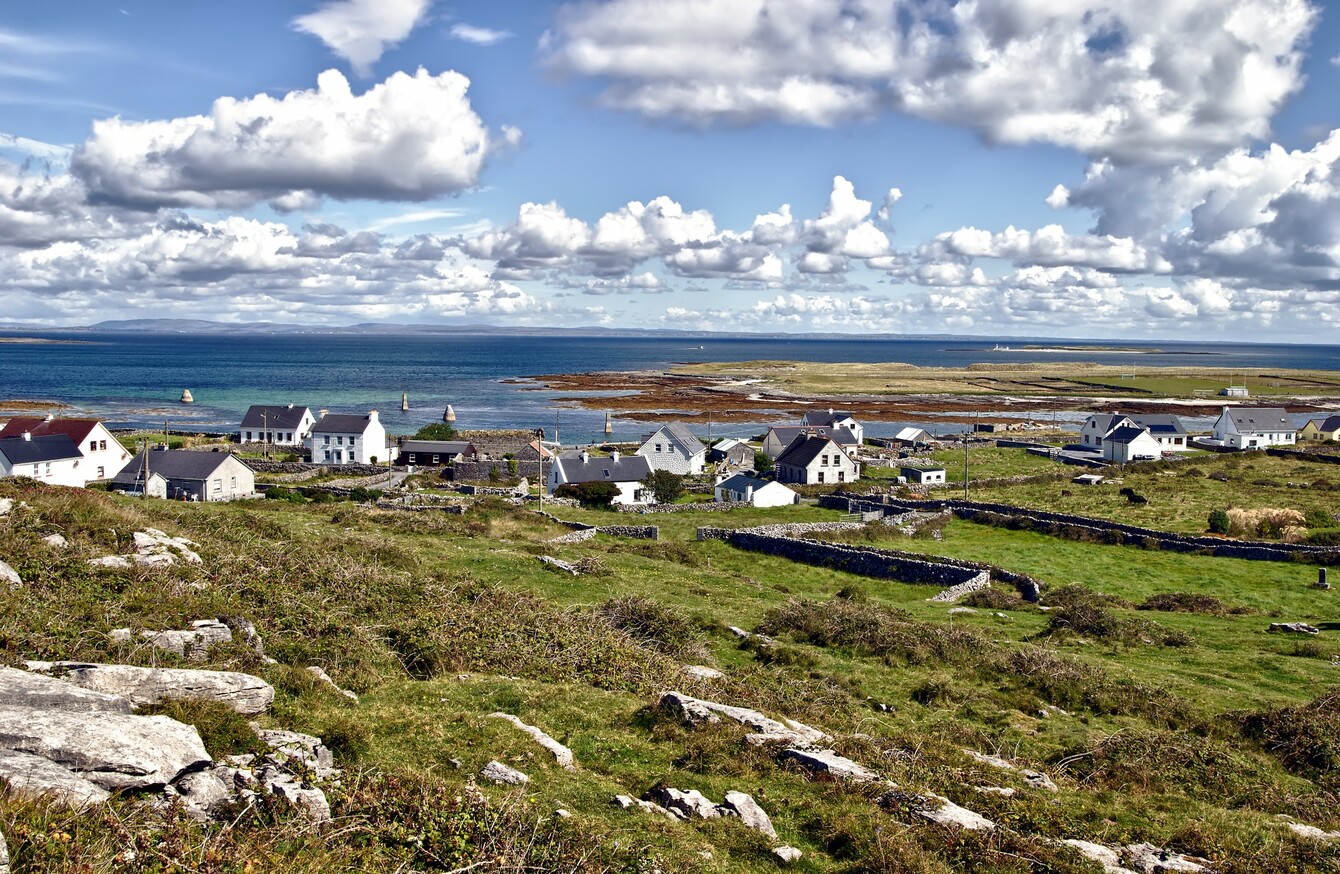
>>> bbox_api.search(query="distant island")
[984,344,1217,355]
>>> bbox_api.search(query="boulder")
[1062,839,1137,874]
[306,666,359,703]
[41,533,68,549]
[642,786,721,820]
[0,560,19,588]
[772,846,803,864]
[488,713,576,771]
[0,497,12,516]
[975,786,1016,797]
[143,620,233,660]
[612,794,678,820]
[0,705,209,790]
[88,556,131,569]
[963,749,1057,791]
[0,666,132,713]
[170,767,236,820]
[781,747,879,782]
[1269,622,1320,635]
[1123,843,1209,873]
[1285,821,1340,841]
[915,794,995,831]
[0,748,111,807]
[259,768,332,822]
[25,662,274,716]
[134,529,202,564]
[681,665,724,680]
[658,691,827,746]
[480,760,529,785]
[721,790,776,838]
[254,729,337,778]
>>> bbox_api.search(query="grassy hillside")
[2,480,1339,872]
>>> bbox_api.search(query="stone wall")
[1266,448,1340,466]
[449,459,543,481]
[247,460,389,477]
[613,500,754,514]
[532,510,659,540]
[821,493,1340,563]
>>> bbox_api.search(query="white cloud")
[293,0,432,76]
[545,0,1317,162]
[72,68,501,211]
[924,224,1172,273]
[449,23,513,46]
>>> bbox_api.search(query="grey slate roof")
[554,452,652,484]
[0,435,82,465]
[776,435,840,468]
[1226,407,1293,431]
[311,414,376,434]
[801,410,854,427]
[1134,414,1187,436]
[240,405,311,430]
[399,440,475,456]
[641,421,706,455]
[1105,424,1151,445]
[112,450,250,484]
[768,425,858,447]
[717,473,771,492]
[1312,415,1340,432]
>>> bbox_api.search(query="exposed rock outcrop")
[24,662,274,716]
[0,666,132,713]
[110,620,233,661]
[962,749,1057,791]
[480,760,529,785]
[657,691,827,746]
[721,790,777,838]
[306,666,358,702]
[0,748,112,807]
[781,747,879,783]
[488,713,575,771]
[0,560,19,588]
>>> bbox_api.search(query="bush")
[961,586,1024,610]
[413,423,457,440]
[1208,508,1231,534]
[1240,688,1340,776]
[753,451,773,474]
[641,469,685,504]
[554,481,619,507]
[596,595,704,660]
[759,597,988,665]
[1137,592,1238,615]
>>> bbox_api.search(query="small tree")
[753,451,774,475]
[1207,508,1231,535]
[642,469,685,504]
[414,423,458,441]
[555,481,619,508]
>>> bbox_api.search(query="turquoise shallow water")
[1,332,1337,444]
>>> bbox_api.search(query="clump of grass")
[1046,602,1193,647]
[1138,592,1250,615]
[138,698,269,759]
[759,597,988,665]
[992,647,1190,724]
[960,586,1025,610]
[1239,687,1340,776]
[596,594,705,661]
[1041,584,1132,610]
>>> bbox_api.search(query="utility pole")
[554,410,560,449]
[262,411,268,461]
[140,439,149,499]
[963,427,969,501]
[535,428,545,510]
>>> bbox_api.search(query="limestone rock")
[224,617,277,664]
[681,665,724,680]
[1269,622,1320,635]
[1063,839,1138,874]
[260,768,332,822]
[88,555,131,569]
[772,846,803,864]
[1123,843,1209,873]
[915,794,995,831]
[975,786,1016,797]
[0,560,19,588]
[721,790,776,838]
[0,497,12,517]
[538,555,578,575]
[143,620,233,661]
[255,729,336,778]
[963,749,1057,791]
[171,768,236,820]
[612,794,678,820]
[1286,821,1340,841]
[41,533,68,549]
[0,705,209,790]
[307,666,359,703]
[0,666,132,713]
[0,825,7,874]
[480,760,529,785]
[134,529,202,564]
[947,607,978,616]
[658,691,827,746]
[488,713,575,771]
[0,748,112,807]
[782,747,879,782]
[643,786,721,820]
[25,662,274,716]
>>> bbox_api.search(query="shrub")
[960,587,1024,610]
[759,597,987,665]
[1041,584,1132,610]
[1208,508,1231,534]
[753,451,774,474]
[641,469,685,504]
[1137,592,1235,615]
[413,422,457,440]
[1240,688,1340,776]
[553,481,619,507]
[596,594,704,660]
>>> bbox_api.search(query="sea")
[2,331,1339,445]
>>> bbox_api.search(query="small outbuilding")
[398,440,478,466]
[714,473,799,507]
[900,465,946,485]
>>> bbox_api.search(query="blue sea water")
[2,331,1338,444]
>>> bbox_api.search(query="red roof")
[0,417,102,444]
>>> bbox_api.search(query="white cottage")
[1080,413,1189,453]
[1101,424,1162,463]
[309,411,394,464]
[1211,407,1296,449]
[548,450,653,505]
[239,404,315,446]
[0,416,130,482]
[636,422,707,475]
[0,434,85,487]
[714,473,799,507]
[775,435,860,486]
[112,449,256,501]
[900,465,946,485]
[762,425,859,459]
[801,410,864,445]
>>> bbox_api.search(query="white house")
[111,449,256,501]
[239,404,315,446]
[1080,413,1190,453]
[0,416,130,482]
[774,435,860,486]
[548,450,653,505]
[762,425,859,459]
[801,410,864,445]
[714,472,799,507]
[1101,424,1162,463]
[1212,407,1297,449]
[0,434,85,487]
[309,411,394,464]
[900,465,946,485]
[636,422,707,474]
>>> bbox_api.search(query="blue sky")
[3,0,1340,340]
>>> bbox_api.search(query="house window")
[655,443,662,452]
[838,471,845,482]
[323,450,331,461]
[431,455,440,464]
[212,478,221,493]
[246,431,252,441]
[817,471,825,483]
[99,440,107,450]
[323,435,331,445]
[821,454,828,466]
[89,440,97,451]
[336,436,343,445]
[230,476,236,490]
[97,466,104,478]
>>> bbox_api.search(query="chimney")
[286,403,294,409]
[579,450,589,463]
[21,432,30,441]
[368,410,379,422]
[610,450,620,462]
[43,413,54,422]
[319,409,328,419]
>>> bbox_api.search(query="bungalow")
[398,440,478,466]
[714,473,799,507]
[1080,413,1190,453]
[1102,424,1162,463]
[900,465,946,485]
[636,422,707,475]
[1300,415,1340,442]
[309,411,395,464]
[238,404,315,446]
[0,416,131,481]
[0,434,85,487]
[775,435,860,486]
[547,450,653,505]
[111,449,256,501]
[1211,407,1296,450]
[762,425,859,459]
[708,438,754,467]
[801,410,864,445]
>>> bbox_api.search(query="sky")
[3,0,1340,341]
